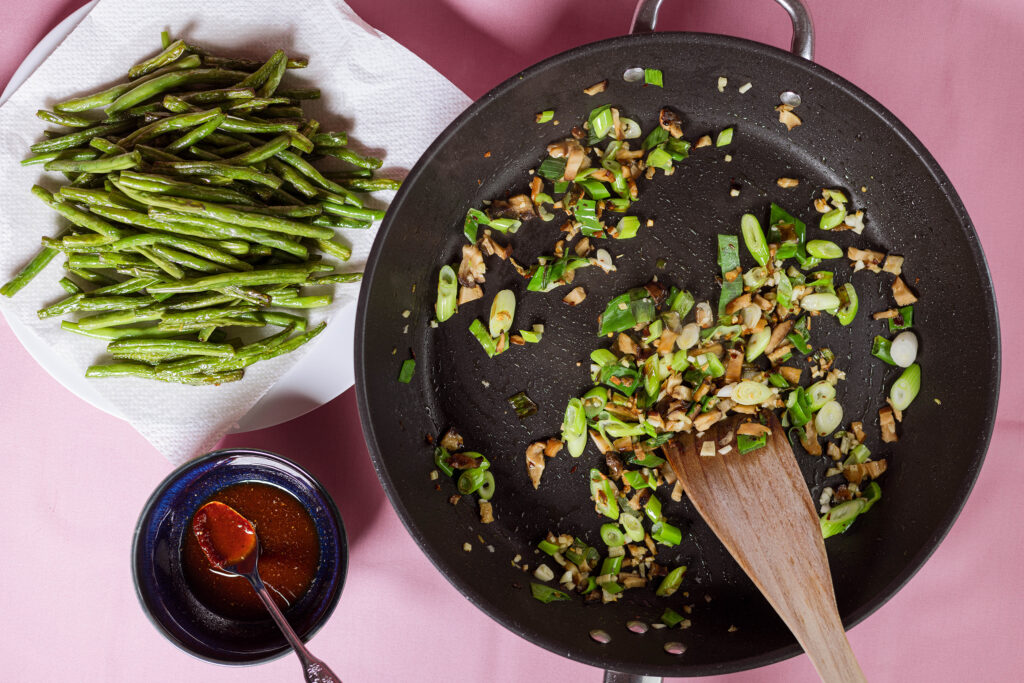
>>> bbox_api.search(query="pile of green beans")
[2,34,401,385]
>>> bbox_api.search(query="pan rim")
[355,29,1001,677]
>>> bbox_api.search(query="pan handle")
[630,0,815,61]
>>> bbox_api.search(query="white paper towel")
[0,0,471,463]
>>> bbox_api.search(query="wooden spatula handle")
[663,414,866,683]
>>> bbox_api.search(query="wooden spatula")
[662,412,866,683]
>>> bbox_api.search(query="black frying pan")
[355,0,1000,678]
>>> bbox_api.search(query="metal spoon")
[194,502,342,683]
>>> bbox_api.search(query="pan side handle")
[603,671,662,683]
[630,0,815,61]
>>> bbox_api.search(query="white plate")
[0,2,356,433]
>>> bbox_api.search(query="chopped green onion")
[537,156,566,180]
[737,433,768,454]
[806,381,837,411]
[814,400,843,436]
[600,555,623,576]
[508,391,538,419]
[821,499,866,538]
[844,443,871,466]
[806,239,843,259]
[598,524,622,548]
[536,109,554,123]
[621,470,652,490]
[469,318,497,357]
[717,234,742,315]
[519,325,543,343]
[644,68,663,88]
[588,105,614,140]
[646,146,673,171]
[619,512,645,542]
[489,289,516,337]
[800,292,840,312]
[642,126,669,151]
[457,467,486,495]
[889,363,921,411]
[598,288,656,336]
[819,208,845,230]
[538,539,560,556]
[888,305,914,332]
[871,335,897,365]
[644,494,663,523]
[661,607,685,627]
[745,327,771,362]
[615,216,640,239]
[434,447,454,477]
[488,217,521,234]
[769,373,790,388]
[464,207,488,242]
[715,127,734,147]
[397,358,415,383]
[478,471,495,500]
[651,520,682,546]
[530,582,571,603]
[786,387,812,427]
[435,264,458,322]
[562,397,587,457]
[837,282,858,325]
[656,566,686,597]
[740,213,769,266]
[590,469,620,520]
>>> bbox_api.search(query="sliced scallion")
[656,566,686,597]
[600,523,626,547]
[740,213,769,266]
[651,520,682,546]
[837,282,858,325]
[530,582,571,603]
[819,208,845,230]
[889,363,921,411]
[489,289,516,337]
[715,127,734,147]
[737,433,767,454]
[508,391,538,419]
[536,109,554,123]
[435,264,457,322]
[644,68,663,88]
[619,511,645,542]
[562,397,587,457]
[397,358,415,383]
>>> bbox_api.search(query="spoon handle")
[250,577,342,683]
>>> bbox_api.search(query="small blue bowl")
[132,449,347,664]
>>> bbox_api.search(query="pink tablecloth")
[1,1,1021,681]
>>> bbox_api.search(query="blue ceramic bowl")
[132,449,347,664]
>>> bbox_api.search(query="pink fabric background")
[1,0,1021,681]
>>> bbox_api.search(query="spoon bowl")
[191,500,342,682]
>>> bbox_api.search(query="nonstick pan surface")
[355,31,999,677]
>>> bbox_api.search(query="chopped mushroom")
[693,410,723,432]
[589,429,612,454]
[872,308,899,320]
[843,459,888,485]
[583,80,608,96]
[851,421,866,443]
[563,286,587,306]
[765,320,794,355]
[800,421,822,456]
[724,349,743,383]
[479,500,494,524]
[737,422,771,437]
[891,276,918,306]
[779,366,802,384]
[458,285,483,304]
[506,194,536,218]
[525,441,547,489]
[883,254,904,275]
[458,244,486,286]
[659,107,684,138]
[440,428,464,452]
[776,177,799,188]
[479,231,511,260]
[695,135,712,148]
[544,438,564,458]
[879,406,898,442]
[847,246,885,273]
[775,104,802,131]
[574,237,592,257]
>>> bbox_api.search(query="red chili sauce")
[183,482,320,620]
